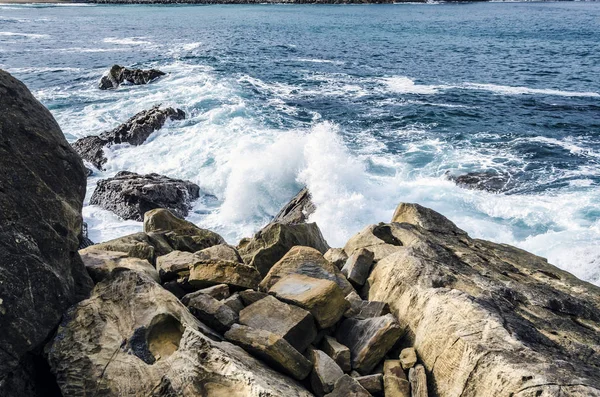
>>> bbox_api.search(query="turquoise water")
[1,2,599,284]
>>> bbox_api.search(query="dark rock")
[306,346,344,396]
[78,221,94,249]
[239,289,269,306]
[181,291,238,333]
[90,171,200,221]
[447,171,514,193]
[320,336,351,373]
[0,70,93,391]
[341,248,374,287]
[344,291,390,320]
[355,374,383,395]
[71,135,109,170]
[99,64,166,90]
[222,293,245,315]
[272,187,315,225]
[323,375,371,397]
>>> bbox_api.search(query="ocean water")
[1,2,599,285]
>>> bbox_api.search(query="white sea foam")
[462,82,600,98]
[0,31,48,39]
[103,37,152,46]
[382,76,440,94]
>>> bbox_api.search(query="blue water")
[1,2,599,284]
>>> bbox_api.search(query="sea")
[1,2,599,285]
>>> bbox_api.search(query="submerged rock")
[0,70,93,394]
[72,105,185,169]
[447,171,514,193]
[90,171,200,221]
[98,64,165,90]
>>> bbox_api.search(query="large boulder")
[98,64,166,90]
[79,248,159,283]
[90,171,200,221]
[271,187,315,225]
[47,269,313,396]
[364,203,600,396]
[0,70,93,393]
[239,222,330,277]
[72,105,185,169]
[83,232,158,263]
[188,259,261,290]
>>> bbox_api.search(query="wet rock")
[399,347,417,370]
[341,248,374,287]
[323,374,371,397]
[182,291,238,333]
[47,269,311,396]
[447,171,514,193]
[239,222,330,277]
[344,291,390,320]
[189,259,261,290]
[98,64,166,90]
[225,324,313,381]
[79,248,159,283]
[239,289,269,306]
[0,70,93,393]
[320,336,351,373]
[355,374,383,395]
[222,293,245,314]
[239,295,317,353]
[260,246,354,295]
[324,248,348,269]
[195,243,243,263]
[72,105,185,169]
[269,274,349,329]
[336,314,402,374]
[408,364,428,397]
[155,250,194,281]
[90,171,200,221]
[306,347,344,396]
[271,187,315,225]
[383,360,410,397]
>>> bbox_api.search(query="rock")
[344,291,390,320]
[269,274,349,329]
[189,259,261,290]
[0,70,93,392]
[144,208,225,253]
[271,187,315,225]
[306,347,344,396]
[364,203,600,396]
[324,248,348,269]
[225,324,313,381]
[98,64,166,90]
[408,364,428,397]
[84,232,157,262]
[341,248,374,287]
[191,284,230,300]
[239,289,269,306]
[260,246,354,295]
[355,374,383,395]
[383,360,410,397]
[324,375,372,397]
[222,293,245,314]
[90,171,200,221]
[156,250,194,281]
[320,336,351,373]
[447,171,514,193]
[181,291,238,333]
[344,223,403,262]
[239,295,317,353]
[336,314,402,374]
[195,243,243,263]
[78,221,94,249]
[239,222,330,277]
[399,348,417,370]
[72,105,185,169]
[79,248,159,283]
[47,269,312,396]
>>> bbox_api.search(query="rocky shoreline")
[1,68,600,397]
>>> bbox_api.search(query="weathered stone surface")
[271,187,315,225]
[47,269,312,396]
[239,222,330,277]
[269,274,349,329]
[98,64,166,90]
[260,246,354,295]
[344,291,390,320]
[72,105,185,169]
[363,203,600,396]
[192,284,230,300]
[355,374,383,395]
[85,232,156,262]
[324,374,371,397]
[341,248,374,287]
[447,171,514,193]
[182,291,238,333]
[383,360,410,397]
[240,289,269,306]
[336,314,402,374]
[409,364,428,397]
[189,259,261,290]
[324,248,348,269]
[144,208,225,253]
[79,248,159,283]
[307,347,344,396]
[344,223,403,262]
[222,293,245,314]
[225,324,313,381]
[90,171,200,221]
[0,70,93,393]
[399,347,417,370]
[195,243,243,263]
[155,250,194,281]
[239,295,317,353]
[320,336,351,373]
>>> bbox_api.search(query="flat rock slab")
[79,248,159,283]
[225,324,313,381]
[182,291,238,333]
[99,64,165,90]
[269,274,348,329]
[336,314,402,374]
[323,375,372,397]
[90,171,200,221]
[320,336,351,373]
[189,259,261,290]
[239,295,317,353]
[156,250,195,281]
[307,347,344,396]
[344,291,390,320]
